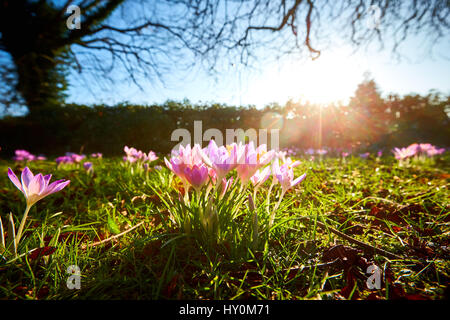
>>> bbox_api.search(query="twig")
[81,222,144,250]
[297,216,404,260]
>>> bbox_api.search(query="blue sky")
[66,37,450,109]
[65,8,450,109]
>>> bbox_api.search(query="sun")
[244,48,368,106]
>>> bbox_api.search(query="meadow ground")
[0,154,448,300]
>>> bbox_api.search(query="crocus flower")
[272,159,306,194]
[66,152,86,163]
[164,144,206,183]
[8,167,70,207]
[202,140,237,181]
[7,167,70,245]
[83,162,93,173]
[55,155,74,165]
[91,153,103,158]
[236,142,275,184]
[305,148,315,155]
[359,152,370,159]
[426,147,445,156]
[392,147,416,160]
[146,151,159,162]
[342,152,350,158]
[269,160,306,228]
[183,163,209,191]
[250,166,271,188]
[13,150,37,162]
[124,146,144,163]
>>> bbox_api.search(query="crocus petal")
[43,179,66,196]
[291,173,307,187]
[47,180,70,195]
[43,174,52,189]
[21,167,34,196]
[27,173,44,195]
[7,168,24,193]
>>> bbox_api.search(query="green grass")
[0,154,448,300]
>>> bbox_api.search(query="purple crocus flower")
[55,156,74,165]
[66,152,86,163]
[202,140,237,181]
[13,150,37,162]
[392,147,416,160]
[183,163,209,191]
[359,152,370,159]
[250,166,271,188]
[235,142,275,184]
[146,151,159,162]
[8,167,70,207]
[272,159,306,194]
[164,144,206,183]
[427,147,446,156]
[83,162,93,173]
[7,167,70,245]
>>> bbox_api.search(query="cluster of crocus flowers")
[392,143,445,161]
[6,167,70,255]
[164,141,307,239]
[13,149,46,162]
[90,153,102,158]
[123,146,158,164]
[165,140,307,202]
[359,152,370,159]
[55,152,86,165]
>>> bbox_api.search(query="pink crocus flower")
[269,159,306,228]
[55,155,73,165]
[165,144,208,187]
[272,159,306,194]
[8,167,70,207]
[7,167,70,245]
[250,166,271,188]
[359,152,370,159]
[202,140,237,180]
[426,147,446,156]
[392,147,416,160]
[146,151,159,162]
[13,150,36,161]
[183,163,210,191]
[236,142,275,184]
[91,153,102,158]
[66,152,86,163]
